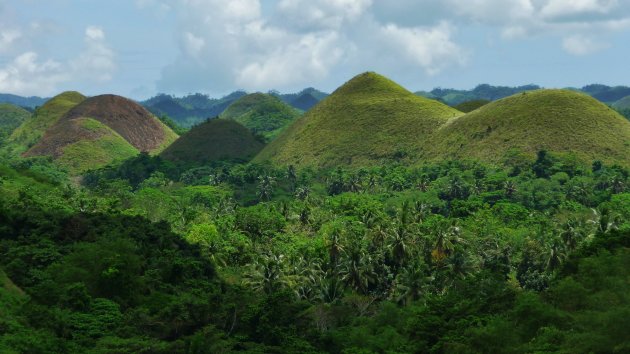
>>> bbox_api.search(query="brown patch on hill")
[60,94,167,151]
[25,118,110,158]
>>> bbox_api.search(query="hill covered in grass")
[454,99,490,113]
[423,89,630,165]
[0,104,31,142]
[25,94,177,173]
[220,93,302,140]
[613,96,630,110]
[161,119,264,163]
[255,72,462,168]
[142,91,248,127]
[8,91,86,152]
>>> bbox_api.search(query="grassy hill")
[48,118,138,173]
[454,99,490,113]
[613,96,630,110]
[255,72,462,168]
[25,94,177,173]
[0,104,31,142]
[220,93,302,141]
[161,119,264,163]
[290,92,320,111]
[423,89,630,165]
[8,91,85,152]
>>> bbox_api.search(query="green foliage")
[54,118,139,174]
[453,99,490,113]
[0,104,31,143]
[6,91,85,153]
[2,138,630,353]
[220,93,302,141]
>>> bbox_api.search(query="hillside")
[161,119,264,163]
[613,96,630,110]
[423,89,630,165]
[0,104,31,142]
[25,94,177,173]
[33,118,138,173]
[453,99,490,113]
[142,91,247,127]
[290,92,320,111]
[219,93,302,140]
[0,93,47,108]
[255,72,462,168]
[8,91,86,151]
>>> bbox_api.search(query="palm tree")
[243,253,287,295]
[608,174,627,194]
[503,180,518,198]
[339,246,375,294]
[431,219,465,263]
[286,165,297,191]
[387,223,412,267]
[392,261,431,305]
[295,185,311,201]
[558,217,589,251]
[257,175,276,202]
[590,208,621,234]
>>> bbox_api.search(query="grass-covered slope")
[613,96,630,110]
[220,93,302,141]
[161,119,265,163]
[255,72,463,168]
[24,94,178,173]
[0,104,31,142]
[8,91,85,152]
[423,89,630,165]
[60,94,178,153]
[453,99,490,113]
[27,118,138,173]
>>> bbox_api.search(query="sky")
[1,0,629,99]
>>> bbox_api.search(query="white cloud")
[85,25,105,40]
[0,29,21,53]
[0,52,67,95]
[380,22,466,75]
[71,26,116,82]
[183,32,205,58]
[236,31,344,88]
[0,26,116,95]
[277,0,372,30]
[153,0,467,92]
[562,34,609,55]
[541,0,619,20]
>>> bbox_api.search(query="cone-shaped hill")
[220,93,302,141]
[423,89,630,165]
[0,104,31,141]
[254,72,463,168]
[25,94,178,173]
[612,95,630,110]
[160,119,265,163]
[8,91,85,151]
[290,92,320,111]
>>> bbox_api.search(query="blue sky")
[1,0,629,98]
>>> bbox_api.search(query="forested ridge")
[1,150,629,353]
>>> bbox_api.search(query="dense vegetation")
[1,144,629,352]
[220,93,302,141]
[0,104,31,142]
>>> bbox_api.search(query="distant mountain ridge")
[0,94,47,109]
